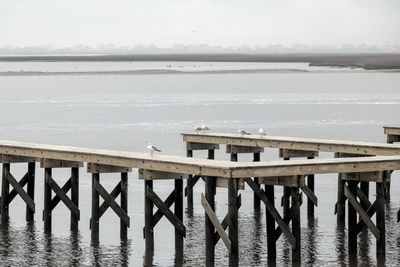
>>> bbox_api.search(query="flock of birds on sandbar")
[146,125,267,156]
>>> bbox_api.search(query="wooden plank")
[245,178,296,247]
[259,175,301,187]
[138,169,188,180]
[384,126,400,135]
[279,149,319,158]
[186,142,219,151]
[146,186,185,237]
[1,140,400,179]
[95,181,130,227]
[231,156,400,178]
[341,171,385,182]
[45,175,80,219]
[182,132,400,156]
[88,163,132,173]
[226,145,264,154]
[6,172,35,212]
[215,177,245,189]
[1,155,39,163]
[41,159,83,168]
[344,184,380,239]
[151,189,175,228]
[201,193,231,251]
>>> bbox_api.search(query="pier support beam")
[228,179,239,267]
[41,159,83,232]
[204,176,216,266]
[291,186,301,263]
[88,163,131,242]
[253,152,261,210]
[341,171,389,259]
[184,142,218,215]
[139,169,187,257]
[1,155,38,224]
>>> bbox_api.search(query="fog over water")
[0,62,399,266]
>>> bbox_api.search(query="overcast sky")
[1,0,399,48]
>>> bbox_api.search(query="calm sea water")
[0,62,399,266]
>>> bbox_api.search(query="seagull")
[259,127,266,136]
[193,125,210,133]
[147,143,162,156]
[238,129,251,136]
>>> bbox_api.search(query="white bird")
[238,129,251,136]
[259,127,266,136]
[147,143,162,156]
[193,125,210,133]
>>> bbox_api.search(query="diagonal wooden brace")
[8,172,29,204]
[299,179,318,207]
[356,201,376,234]
[95,181,130,227]
[201,193,231,251]
[45,176,79,220]
[185,175,201,196]
[344,184,380,239]
[214,194,241,245]
[146,186,185,237]
[245,178,296,247]
[6,172,35,212]
[50,178,71,211]
[99,181,121,218]
[143,189,176,238]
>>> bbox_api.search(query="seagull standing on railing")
[147,143,162,156]
[259,127,266,136]
[238,129,251,136]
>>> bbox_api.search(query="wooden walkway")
[0,127,399,266]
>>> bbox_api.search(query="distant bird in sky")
[238,129,251,136]
[194,125,210,133]
[259,127,266,136]
[147,143,161,156]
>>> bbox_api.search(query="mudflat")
[0,53,400,70]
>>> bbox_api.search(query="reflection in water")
[304,219,318,266]
[335,224,346,266]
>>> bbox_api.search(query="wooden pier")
[0,126,399,265]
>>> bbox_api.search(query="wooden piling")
[253,152,261,210]
[91,173,100,241]
[144,180,154,251]
[347,181,358,254]
[26,162,36,222]
[230,153,238,162]
[120,172,128,239]
[228,179,239,267]
[174,179,184,251]
[376,182,385,257]
[205,176,216,266]
[291,187,301,263]
[186,150,194,215]
[282,158,290,221]
[265,184,276,260]
[44,168,52,232]
[1,163,10,223]
[307,156,315,219]
[336,174,345,226]
[70,167,79,231]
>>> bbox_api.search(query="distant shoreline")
[1,68,399,76]
[1,53,400,70]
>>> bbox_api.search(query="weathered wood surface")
[384,126,400,135]
[182,133,400,155]
[1,140,400,179]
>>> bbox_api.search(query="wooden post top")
[0,140,400,179]
[384,126,400,135]
[182,132,400,156]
